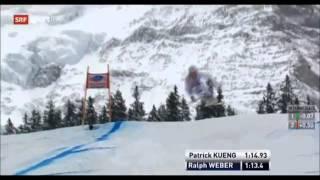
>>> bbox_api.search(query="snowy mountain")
[1,113,319,175]
[1,5,320,125]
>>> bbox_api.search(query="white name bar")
[185,150,271,161]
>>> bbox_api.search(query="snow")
[1,113,319,175]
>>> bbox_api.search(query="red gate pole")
[82,66,89,125]
[108,64,112,122]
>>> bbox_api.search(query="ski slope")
[1,113,319,175]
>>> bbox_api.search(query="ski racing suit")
[185,72,219,102]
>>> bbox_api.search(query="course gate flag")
[86,73,110,89]
[82,65,112,125]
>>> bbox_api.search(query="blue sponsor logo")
[91,75,104,81]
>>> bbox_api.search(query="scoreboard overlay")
[288,105,316,129]
[185,150,271,171]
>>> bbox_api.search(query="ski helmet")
[189,65,198,73]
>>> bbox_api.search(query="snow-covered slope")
[1,113,319,175]
[1,5,320,125]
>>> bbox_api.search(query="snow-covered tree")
[147,105,160,121]
[128,86,146,121]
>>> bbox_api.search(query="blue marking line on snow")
[15,144,85,175]
[71,146,116,153]
[53,146,67,152]
[48,169,98,175]
[96,121,123,142]
[15,121,124,175]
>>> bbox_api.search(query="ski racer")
[185,65,220,106]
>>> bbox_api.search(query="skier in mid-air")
[185,65,220,106]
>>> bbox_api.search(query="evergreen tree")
[98,105,109,124]
[257,100,266,114]
[174,85,180,99]
[75,99,84,126]
[261,83,277,113]
[5,118,17,135]
[217,86,224,103]
[157,104,167,121]
[148,105,160,121]
[174,85,183,121]
[278,94,288,113]
[21,113,32,133]
[108,96,114,121]
[55,109,63,128]
[43,99,58,130]
[215,87,226,117]
[164,85,183,121]
[63,100,77,127]
[294,96,300,105]
[109,90,127,121]
[128,86,146,121]
[195,100,208,120]
[166,91,181,121]
[306,95,311,105]
[227,105,236,116]
[128,109,133,120]
[23,113,29,126]
[278,75,295,113]
[181,97,191,121]
[17,125,24,134]
[86,96,97,130]
[216,104,226,117]
[30,109,42,132]
[196,86,226,119]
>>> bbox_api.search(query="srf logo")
[13,15,29,25]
